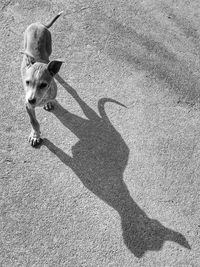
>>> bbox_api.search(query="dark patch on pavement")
[42,75,191,257]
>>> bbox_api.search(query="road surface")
[0,0,200,266]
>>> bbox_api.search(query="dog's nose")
[28,98,36,105]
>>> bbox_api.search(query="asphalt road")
[0,0,200,266]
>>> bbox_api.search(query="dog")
[21,12,63,147]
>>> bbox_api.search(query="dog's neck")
[24,51,50,64]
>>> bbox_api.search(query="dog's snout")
[28,98,36,105]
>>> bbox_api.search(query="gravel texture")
[0,0,200,266]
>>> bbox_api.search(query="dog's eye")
[26,81,30,86]
[40,83,47,89]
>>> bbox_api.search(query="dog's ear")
[47,60,63,76]
[20,51,36,67]
[25,55,36,67]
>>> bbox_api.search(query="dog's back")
[23,12,63,63]
[24,23,52,62]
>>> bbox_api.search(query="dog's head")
[22,54,63,107]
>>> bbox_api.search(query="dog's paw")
[43,102,54,111]
[28,132,42,147]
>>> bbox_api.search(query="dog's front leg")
[26,105,41,146]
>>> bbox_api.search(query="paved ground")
[1,0,200,266]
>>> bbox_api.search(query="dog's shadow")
[42,74,191,257]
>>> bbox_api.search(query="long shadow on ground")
[42,74,191,257]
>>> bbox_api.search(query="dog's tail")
[98,98,127,124]
[45,11,63,28]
